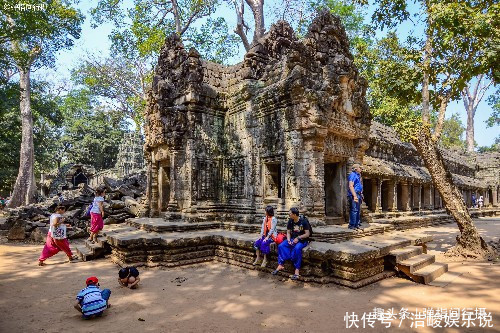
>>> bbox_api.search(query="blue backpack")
[85,204,93,217]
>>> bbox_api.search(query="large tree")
[75,0,239,128]
[1,0,83,207]
[439,113,466,150]
[55,89,129,170]
[461,75,493,152]
[356,0,498,259]
[0,80,62,197]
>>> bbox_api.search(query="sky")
[40,0,498,147]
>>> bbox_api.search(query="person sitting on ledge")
[253,205,278,268]
[271,207,311,280]
[118,266,140,289]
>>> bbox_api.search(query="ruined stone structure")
[361,122,493,214]
[40,164,96,197]
[115,132,145,177]
[474,152,500,207]
[144,11,370,223]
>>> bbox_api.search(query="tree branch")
[233,0,250,51]
[433,94,450,142]
[180,8,201,36]
[245,0,265,42]
[171,0,182,34]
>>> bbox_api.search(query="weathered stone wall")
[115,132,145,177]
[144,11,370,223]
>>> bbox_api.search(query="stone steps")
[388,246,449,284]
[413,263,449,284]
[74,236,110,261]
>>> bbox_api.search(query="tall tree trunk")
[414,128,493,259]
[465,105,475,152]
[245,0,265,42]
[7,68,36,208]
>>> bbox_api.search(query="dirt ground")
[0,217,498,333]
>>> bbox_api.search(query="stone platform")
[101,218,438,288]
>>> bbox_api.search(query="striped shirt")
[76,285,107,316]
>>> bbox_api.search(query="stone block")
[7,221,27,240]
[30,227,49,243]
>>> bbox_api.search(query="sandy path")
[0,217,498,333]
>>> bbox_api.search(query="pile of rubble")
[0,172,148,243]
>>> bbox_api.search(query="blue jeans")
[348,195,362,229]
[277,240,309,269]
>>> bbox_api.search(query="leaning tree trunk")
[7,68,36,208]
[414,127,493,259]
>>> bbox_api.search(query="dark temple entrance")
[324,162,346,223]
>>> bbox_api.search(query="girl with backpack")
[253,206,278,268]
[88,187,106,243]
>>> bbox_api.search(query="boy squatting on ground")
[118,266,140,289]
[74,276,111,319]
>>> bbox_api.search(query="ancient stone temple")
[361,122,490,214]
[115,132,145,177]
[144,11,370,223]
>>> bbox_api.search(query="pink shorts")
[90,212,104,233]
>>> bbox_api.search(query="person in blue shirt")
[74,276,111,319]
[271,207,311,280]
[347,163,364,230]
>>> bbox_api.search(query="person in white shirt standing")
[38,206,78,266]
[88,188,106,243]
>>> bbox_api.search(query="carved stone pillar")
[167,151,180,211]
[493,187,499,207]
[423,184,433,210]
[412,184,422,210]
[371,178,381,212]
[387,180,397,211]
[400,181,410,211]
[150,161,159,217]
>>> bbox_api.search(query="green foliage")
[354,0,499,143]
[71,56,146,127]
[439,113,466,149]
[90,0,239,64]
[55,89,129,171]
[184,17,241,64]
[0,81,62,196]
[477,139,500,153]
[486,89,500,128]
[1,0,84,70]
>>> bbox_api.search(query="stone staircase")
[388,245,448,284]
[74,236,111,261]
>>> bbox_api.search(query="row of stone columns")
[366,178,441,213]
[366,177,500,213]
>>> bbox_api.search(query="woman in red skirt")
[88,187,106,243]
[38,206,78,265]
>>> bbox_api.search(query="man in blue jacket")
[347,163,364,230]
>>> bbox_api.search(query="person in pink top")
[38,206,78,266]
[88,187,106,243]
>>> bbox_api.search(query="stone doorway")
[73,169,88,187]
[397,182,403,211]
[264,163,282,199]
[158,162,171,211]
[381,180,389,211]
[324,163,344,218]
[363,178,373,211]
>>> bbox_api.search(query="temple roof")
[362,155,430,182]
